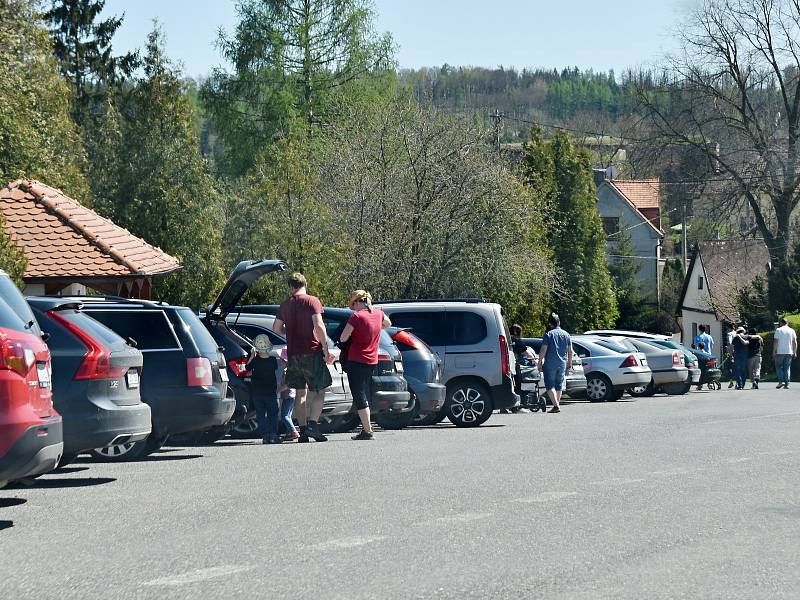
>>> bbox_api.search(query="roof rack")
[376,297,485,304]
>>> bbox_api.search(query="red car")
[0,272,62,488]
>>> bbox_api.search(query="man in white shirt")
[773,318,798,389]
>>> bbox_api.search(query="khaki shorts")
[286,352,332,392]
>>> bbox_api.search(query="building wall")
[681,308,722,361]
[597,183,663,301]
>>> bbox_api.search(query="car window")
[388,312,447,346]
[55,310,123,346]
[446,312,488,345]
[171,308,220,355]
[572,342,590,358]
[85,310,180,350]
[0,278,41,335]
[0,297,30,332]
[233,324,286,345]
[594,339,628,353]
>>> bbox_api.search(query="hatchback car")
[27,297,152,464]
[570,335,652,402]
[68,297,234,459]
[0,272,62,487]
[376,300,518,427]
[641,338,702,389]
[601,336,690,396]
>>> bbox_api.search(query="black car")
[237,305,413,428]
[386,327,445,427]
[200,259,289,437]
[26,298,152,464]
[62,297,234,459]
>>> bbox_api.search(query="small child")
[277,348,299,441]
[246,334,280,444]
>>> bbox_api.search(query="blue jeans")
[252,392,279,439]
[543,366,566,391]
[734,354,749,388]
[775,354,793,385]
[280,394,296,433]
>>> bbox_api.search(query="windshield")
[594,339,628,354]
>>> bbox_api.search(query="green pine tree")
[608,229,647,329]
[521,128,618,331]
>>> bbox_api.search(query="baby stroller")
[517,355,547,413]
[690,348,723,390]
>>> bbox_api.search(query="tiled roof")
[0,180,180,280]
[609,179,660,209]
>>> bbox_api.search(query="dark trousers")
[347,362,374,411]
[252,392,279,439]
[734,354,749,388]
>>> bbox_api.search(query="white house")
[676,240,770,361]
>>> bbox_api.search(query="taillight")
[0,338,34,376]
[391,330,426,350]
[707,358,717,367]
[619,354,638,368]
[228,356,251,377]
[499,335,510,376]
[48,311,126,380]
[672,351,682,366]
[187,357,213,386]
[377,352,391,362]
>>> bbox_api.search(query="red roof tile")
[609,179,660,209]
[1,180,180,280]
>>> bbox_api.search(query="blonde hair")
[349,289,373,312]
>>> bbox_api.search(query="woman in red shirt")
[339,290,392,440]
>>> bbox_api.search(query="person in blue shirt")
[538,313,572,414]
[693,324,714,357]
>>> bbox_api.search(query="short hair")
[510,324,522,337]
[699,324,706,333]
[748,327,757,335]
[287,272,307,290]
[548,313,560,328]
[780,317,788,326]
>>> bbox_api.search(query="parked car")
[639,338,702,389]
[200,259,288,438]
[570,335,652,402]
[232,306,413,430]
[596,336,690,396]
[376,300,519,426]
[521,337,587,399]
[585,329,672,341]
[386,327,445,427]
[27,297,152,464]
[224,316,354,434]
[67,297,234,459]
[0,272,62,487]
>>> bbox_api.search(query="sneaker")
[282,431,300,442]
[753,381,759,389]
[298,426,310,443]
[305,421,328,442]
[776,383,785,389]
[352,430,374,440]
[548,406,560,413]
[268,436,282,444]
[728,381,735,388]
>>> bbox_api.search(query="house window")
[692,323,698,339]
[697,276,704,290]
[602,217,620,236]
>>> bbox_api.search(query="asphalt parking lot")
[2,388,800,600]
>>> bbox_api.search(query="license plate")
[126,370,140,389]
[219,367,229,383]
[36,363,50,388]
[394,361,404,374]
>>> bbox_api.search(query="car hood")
[207,260,287,320]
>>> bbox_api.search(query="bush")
[757,313,800,381]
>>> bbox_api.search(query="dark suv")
[27,297,152,465]
[65,297,233,459]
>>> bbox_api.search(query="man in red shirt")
[272,273,333,442]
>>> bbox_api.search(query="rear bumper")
[687,367,702,384]
[408,380,446,415]
[0,418,63,482]
[490,375,520,409]
[322,394,353,418]
[615,370,652,389]
[154,388,235,437]
[63,401,152,456]
[370,375,412,413]
[652,367,689,386]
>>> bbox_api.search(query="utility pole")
[491,109,501,153]
[681,196,688,268]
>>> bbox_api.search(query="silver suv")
[376,300,519,427]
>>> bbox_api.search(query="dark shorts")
[286,352,332,392]
[543,366,566,391]
[346,361,374,410]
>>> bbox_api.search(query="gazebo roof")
[1,179,180,282]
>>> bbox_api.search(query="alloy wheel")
[449,387,486,423]
[94,442,137,458]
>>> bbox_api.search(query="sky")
[102,0,688,79]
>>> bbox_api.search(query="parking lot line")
[143,565,253,586]
[313,535,387,550]
[512,491,579,503]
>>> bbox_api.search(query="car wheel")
[89,435,166,461]
[375,410,415,430]
[628,380,655,397]
[445,381,492,427]
[585,374,614,402]
[662,382,691,395]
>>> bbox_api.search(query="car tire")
[445,381,492,427]
[375,410,415,430]
[89,435,167,462]
[628,380,655,397]
[585,374,615,402]
[662,382,691,395]
[230,412,260,439]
